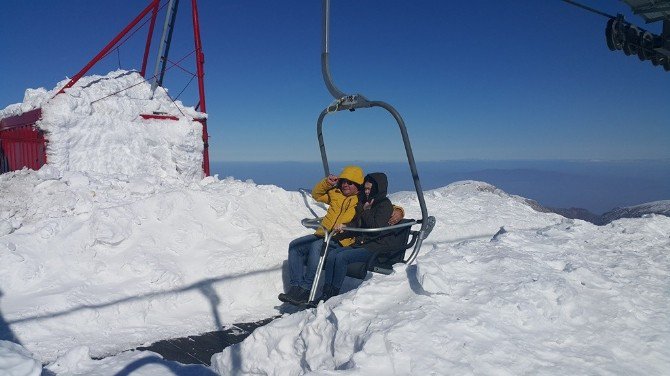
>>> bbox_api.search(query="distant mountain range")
[546,200,670,225]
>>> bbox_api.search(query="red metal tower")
[0,0,210,176]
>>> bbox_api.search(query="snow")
[1,72,669,375]
[210,209,670,375]
[0,341,40,376]
[43,346,216,376]
[602,199,670,224]
[618,199,670,214]
[0,70,205,183]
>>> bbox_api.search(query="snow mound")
[0,170,318,362]
[212,214,670,375]
[0,341,41,376]
[390,180,563,243]
[0,70,205,182]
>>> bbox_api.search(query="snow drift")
[211,189,670,375]
[0,70,205,182]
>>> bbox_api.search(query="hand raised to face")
[326,174,339,186]
[363,198,374,211]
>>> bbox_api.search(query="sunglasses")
[339,179,356,186]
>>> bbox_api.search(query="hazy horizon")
[212,159,670,215]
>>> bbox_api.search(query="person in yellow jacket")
[279,166,403,305]
[278,165,363,304]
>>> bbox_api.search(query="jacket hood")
[364,172,388,202]
[339,165,364,185]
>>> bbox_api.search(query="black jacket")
[350,173,396,253]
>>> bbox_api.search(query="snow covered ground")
[1,72,669,375]
[211,186,670,375]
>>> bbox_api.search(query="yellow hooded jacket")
[311,166,364,247]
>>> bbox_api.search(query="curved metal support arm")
[315,0,434,267]
[298,188,321,218]
[316,109,330,177]
[369,101,429,223]
[316,103,429,228]
[301,217,324,230]
[316,103,433,265]
[321,52,347,100]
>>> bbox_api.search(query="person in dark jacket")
[320,172,396,300]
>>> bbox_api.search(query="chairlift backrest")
[344,218,415,279]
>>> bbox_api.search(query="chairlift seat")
[345,219,417,279]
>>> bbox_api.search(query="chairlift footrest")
[371,266,394,275]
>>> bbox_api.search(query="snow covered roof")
[0,70,206,182]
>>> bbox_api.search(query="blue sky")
[1,0,669,162]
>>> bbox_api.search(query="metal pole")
[308,231,334,303]
[191,0,209,176]
[191,0,206,113]
[140,0,160,77]
[321,0,347,99]
[151,0,180,92]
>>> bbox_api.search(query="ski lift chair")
[301,217,426,279]
[301,215,434,306]
[298,0,436,305]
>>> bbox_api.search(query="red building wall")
[0,109,47,174]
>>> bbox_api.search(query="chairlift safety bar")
[301,217,419,233]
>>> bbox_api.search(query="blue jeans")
[323,247,373,290]
[287,234,337,290]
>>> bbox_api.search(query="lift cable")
[100,0,171,62]
[90,73,187,117]
[174,74,196,101]
[90,79,148,105]
[90,50,195,105]
[158,84,187,117]
[562,0,670,71]
[561,0,615,19]
[165,56,196,76]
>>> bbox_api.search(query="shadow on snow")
[4,267,283,370]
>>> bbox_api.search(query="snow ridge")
[601,200,670,224]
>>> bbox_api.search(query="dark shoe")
[278,286,301,303]
[291,287,311,304]
[317,284,340,302]
[279,286,311,305]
